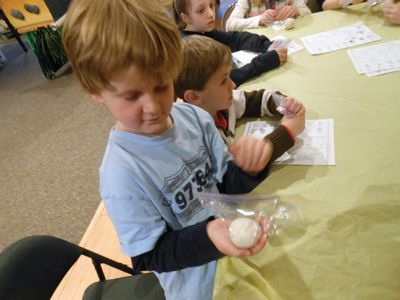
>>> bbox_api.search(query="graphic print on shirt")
[162,147,213,224]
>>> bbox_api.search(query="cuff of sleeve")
[280,124,295,142]
[196,217,224,261]
[251,16,263,28]
[264,125,295,162]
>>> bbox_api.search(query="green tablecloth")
[214,5,400,300]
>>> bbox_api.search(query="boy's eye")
[154,85,169,93]
[124,93,141,101]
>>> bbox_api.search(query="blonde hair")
[63,0,182,94]
[174,35,232,99]
[252,0,264,7]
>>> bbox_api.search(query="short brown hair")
[172,0,190,29]
[63,0,182,94]
[174,35,232,99]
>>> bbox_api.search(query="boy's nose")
[230,78,236,89]
[207,7,214,17]
[143,96,161,114]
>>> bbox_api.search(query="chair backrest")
[0,235,84,300]
[0,235,137,300]
[221,2,237,31]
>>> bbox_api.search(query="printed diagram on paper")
[232,37,303,66]
[273,35,304,55]
[244,119,336,165]
[347,39,400,76]
[301,22,381,55]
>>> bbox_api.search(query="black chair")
[0,235,165,300]
[221,2,237,31]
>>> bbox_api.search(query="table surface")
[214,5,400,300]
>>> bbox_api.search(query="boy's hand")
[279,97,305,137]
[229,136,272,174]
[281,113,305,137]
[207,218,269,257]
[282,97,305,117]
[274,48,288,65]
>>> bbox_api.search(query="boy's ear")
[90,94,103,103]
[183,90,202,105]
[180,12,190,25]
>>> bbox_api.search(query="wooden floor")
[51,201,131,299]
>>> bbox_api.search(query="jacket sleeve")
[238,89,284,118]
[217,160,272,194]
[131,217,223,272]
[230,50,280,86]
[265,125,295,162]
[206,29,272,52]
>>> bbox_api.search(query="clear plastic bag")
[271,18,295,32]
[198,192,278,221]
[198,193,277,248]
[197,192,306,248]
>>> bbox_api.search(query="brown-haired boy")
[175,35,305,164]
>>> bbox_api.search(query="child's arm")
[131,217,223,272]
[267,97,305,161]
[322,0,364,10]
[229,136,273,175]
[206,29,272,52]
[233,89,288,119]
[225,0,263,31]
[219,98,305,188]
[230,51,282,86]
[132,215,270,273]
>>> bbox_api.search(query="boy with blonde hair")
[63,1,279,299]
[175,35,305,163]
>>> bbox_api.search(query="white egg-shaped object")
[284,18,295,30]
[229,217,262,248]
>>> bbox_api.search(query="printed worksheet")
[273,35,304,55]
[232,50,259,67]
[347,39,400,76]
[244,119,336,165]
[301,22,381,55]
[231,37,303,66]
